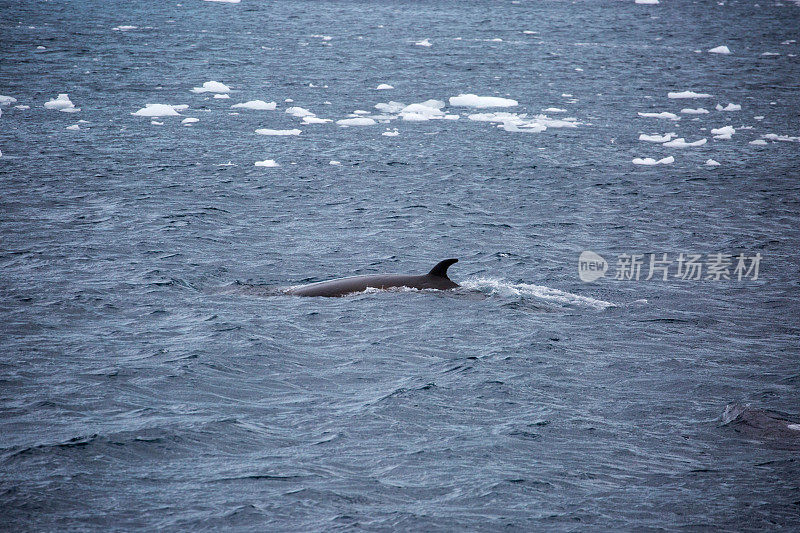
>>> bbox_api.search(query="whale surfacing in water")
[287,259,459,297]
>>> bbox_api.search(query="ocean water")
[1,0,799,530]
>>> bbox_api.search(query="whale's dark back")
[288,259,459,297]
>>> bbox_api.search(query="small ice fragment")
[681,108,709,114]
[708,45,731,54]
[213,94,230,99]
[663,137,707,147]
[285,106,314,117]
[449,94,518,108]
[14,105,30,110]
[415,38,432,47]
[382,130,399,136]
[132,104,182,117]
[763,133,800,142]
[718,103,741,111]
[639,133,675,143]
[66,124,80,130]
[749,139,768,145]
[44,93,79,112]
[632,156,674,165]
[329,160,341,165]
[254,159,279,167]
[254,128,302,136]
[204,0,241,3]
[231,100,276,110]
[0,95,18,106]
[191,81,231,94]
[112,25,138,31]
[705,159,720,166]
[336,117,376,126]
[635,0,659,4]
[376,83,394,90]
[787,424,800,431]
[711,125,735,139]
[353,110,369,115]
[150,120,164,125]
[638,111,680,120]
[668,91,712,99]
[544,107,566,113]
[182,117,199,124]
[302,116,331,124]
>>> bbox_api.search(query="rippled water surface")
[2,0,799,530]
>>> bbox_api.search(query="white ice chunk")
[716,103,741,111]
[663,137,707,147]
[254,159,279,167]
[0,95,18,106]
[668,91,712,99]
[182,117,199,124]
[632,156,675,165]
[763,133,800,142]
[231,100,276,110]
[639,133,675,143]
[66,124,80,130]
[711,125,735,139]
[375,101,405,114]
[329,160,341,165]
[285,106,314,117]
[382,130,400,136]
[749,139,768,145]
[336,117,376,126]
[132,103,182,116]
[681,107,709,114]
[376,83,394,90]
[635,0,659,4]
[302,116,331,124]
[415,38,432,47]
[44,93,79,112]
[255,128,301,135]
[449,94,518,108]
[638,111,680,120]
[112,25,138,31]
[705,159,721,166]
[191,81,231,93]
[708,45,731,54]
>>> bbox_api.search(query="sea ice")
[0,95,18,106]
[113,25,138,31]
[632,156,674,165]
[191,81,231,94]
[711,125,735,139]
[44,93,79,112]
[182,117,199,124]
[762,133,800,142]
[302,116,331,124]
[66,124,80,130]
[231,100,276,110]
[663,137,707,147]
[635,0,659,4]
[708,45,731,54]
[255,128,301,135]
[254,159,279,167]
[415,39,432,47]
[716,103,741,111]
[639,133,675,142]
[449,94,518,108]
[749,139,768,145]
[668,91,712,99]
[681,108,709,114]
[131,104,182,116]
[705,159,721,166]
[638,111,680,120]
[336,117,376,126]
[285,106,314,117]
[376,84,394,90]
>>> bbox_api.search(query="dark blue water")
[2,0,799,530]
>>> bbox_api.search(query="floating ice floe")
[763,133,800,142]
[400,101,446,121]
[255,128,301,135]
[151,120,164,125]
[66,124,80,130]
[639,133,676,142]
[415,39,432,47]
[182,117,199,124]
[113,25,138,31]
[231,100,276,110]
[632,156,674,165]
[663,137,707,147]
[0,95,18,106]
[749,139,767,145]
[382,129,399,136]
[302,116,331,124]
[213,94,230,99]
[708,45,731,54]
[285,106,314,118]
[375,101,406,114]
[635,0,659,4]
[14,105,29,110]
[468,112,578,132]
[668,91,712,99]
[191,81,231,94]
[638,111,680,120]
[254,159,279,167]
[329,160,341,165]
[131,103,184,116]
[44,93,79,112]
[376,83,394,90]
[761,52,779,56]
[716,103,741,111]
[681,107,709,114]
[336,117,376,126]
[543,107,566,113]
[705,159,721,166]
[204,0,240,3]
[711,126,735,139]
[449,94,518,108]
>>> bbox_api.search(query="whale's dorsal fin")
[428,258,458,278]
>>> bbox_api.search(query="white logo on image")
[578,251,608,282]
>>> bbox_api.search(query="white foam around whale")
[460,277,615,309]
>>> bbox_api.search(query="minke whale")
[722,403,800,450]
[287,259,460,297]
